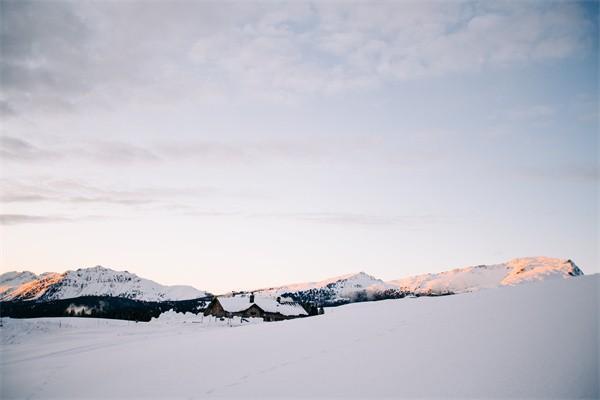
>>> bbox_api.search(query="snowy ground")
[1,276,597,399]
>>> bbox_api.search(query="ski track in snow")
[1,275,597,399]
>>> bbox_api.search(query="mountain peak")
[73,265,130,274]
[348,271,376,280]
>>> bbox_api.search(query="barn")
[203,294,308,321]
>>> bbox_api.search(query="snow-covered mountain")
[389,257,583,295]
[255,271,402,305]
[257,271,392,296]
[0,266,208,302]
[254,257,584,305]
[1,256,583,305]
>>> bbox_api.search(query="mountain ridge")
[1,256,584,305]
[252,256,584,305]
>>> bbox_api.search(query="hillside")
[2,275,597,398]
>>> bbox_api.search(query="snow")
[501,256,583,284]
[0,266,207,302]
[0,271,37,293]
[0,310,263,347]
[389,256,582,294]
[0,271,56,300]
[214,296,255,313]
[253,297,307,316]
[2,272,63,301]
[148,309,264,326]
[1,274,597,399]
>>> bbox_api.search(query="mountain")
[257,271,391,295]
[254,257,584,306]
[1,256,584,306]
[389,257,583,295]
[255,271,403,305]
[0,266,208,302]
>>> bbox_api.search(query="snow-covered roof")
[254,297,307,316]
[216,295,308,316]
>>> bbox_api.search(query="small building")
[203,294,308,321]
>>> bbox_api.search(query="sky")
[0,0,598,294]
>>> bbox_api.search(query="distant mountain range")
[0,257,584,306]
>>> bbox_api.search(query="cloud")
[0,136,160,165]
[0,101,17,116]
[187,1,593,95]
[1,1,594,113]
[0,136,56,161]
[0,1,92,115]
[1,134,444,167]
[0,179,152,206]
[0,214,71,225]
[1,175,444,228]
[0,213,107,225]
[0,178,227,208]
[0,193,49,202]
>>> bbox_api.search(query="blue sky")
[1,1,598,293]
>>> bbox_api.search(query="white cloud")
[183,1,593,97]
[1,1,594,110]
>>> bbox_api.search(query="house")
[203,293,308,321]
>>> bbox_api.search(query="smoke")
[66,304,93,316]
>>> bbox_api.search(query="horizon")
[1,1,598,295]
